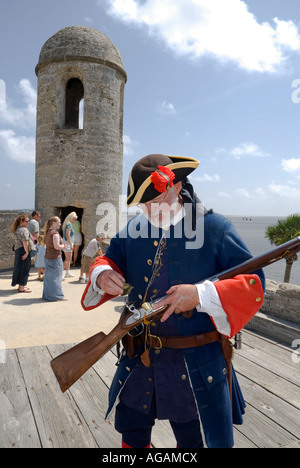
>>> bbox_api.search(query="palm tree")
[265,214,300,283]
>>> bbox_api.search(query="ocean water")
[228,216,300,286]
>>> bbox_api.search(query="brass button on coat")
[207,376,213,383]
[147,259,152,266]
[249,278,256,285]
[255,297,262,302]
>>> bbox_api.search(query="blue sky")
[0,0,300,216]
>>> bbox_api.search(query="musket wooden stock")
[51,304,167,392]
[50,236,300,393]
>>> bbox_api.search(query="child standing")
[35,234,46,281]
[79,235,103,283]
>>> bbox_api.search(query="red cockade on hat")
[151,166,175,193]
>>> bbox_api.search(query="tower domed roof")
[36,26,126,78]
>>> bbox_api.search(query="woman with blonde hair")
[11,214,33,292]
[42,216,67,301]
[62,212,78,278]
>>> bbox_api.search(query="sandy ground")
[0,267,124,349]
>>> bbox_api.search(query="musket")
[50,236,300,393]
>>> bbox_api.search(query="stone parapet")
[261,279,300,325]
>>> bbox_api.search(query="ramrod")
[145,452,197,463]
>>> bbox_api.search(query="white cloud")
[0,130,35,164]
[0,79,36,129]
[156,100,176,115]
[216,186,266,200]
[217,190,231,198]
[269,183,300,199]
[230,142,270,159]
[191,173,220,182]
[254,187,266,197]
[123,134,139,156]
[282,158,300,173]
[0,79,5,104]
[235,188,251,199]
[273,18,300,50]
[106,0,300,72]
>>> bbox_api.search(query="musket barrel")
[50,236,300,392]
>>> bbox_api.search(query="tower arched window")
[65,78,84,129]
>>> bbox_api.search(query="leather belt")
[148,330,221,349]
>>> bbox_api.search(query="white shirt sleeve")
[196,280,231,336]
[90,265,112,295]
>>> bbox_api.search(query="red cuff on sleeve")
[81,256,123,311]
[214,274,264,337]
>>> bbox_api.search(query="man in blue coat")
[82,154,265,448]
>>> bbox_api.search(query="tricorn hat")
[127,154,199,206]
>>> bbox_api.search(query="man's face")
[140,182,182,228]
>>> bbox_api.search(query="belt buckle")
[149,334,162,349]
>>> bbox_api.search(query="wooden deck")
[0,330,299,448]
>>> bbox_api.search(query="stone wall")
[261,279,300,324]
[0,210,31,270]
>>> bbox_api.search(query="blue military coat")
[86,211,265,448]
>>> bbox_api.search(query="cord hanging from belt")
[140,313,162,367]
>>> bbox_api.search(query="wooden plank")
[48,341,300,448]
[237,373,300,439]
[16,346,98,448]
[234,332,300,447]
[0,329,298,449]
[240,331,300,386]
[233,428,257,448]
[0,349,41,448]
[48,343,121,448]
[233,353,300,410]
[232,402,298,448]
[242,330,295,358]
[151,420,177,448]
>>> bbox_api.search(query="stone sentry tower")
[35,26,127,247]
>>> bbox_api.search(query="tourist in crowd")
[28,210,41,242]
[62,212,77,278]
[42,216,67,301]
[79,234,103,283]
[34,234,46,281]
[72,217,82,267]
[11,214,34,293]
